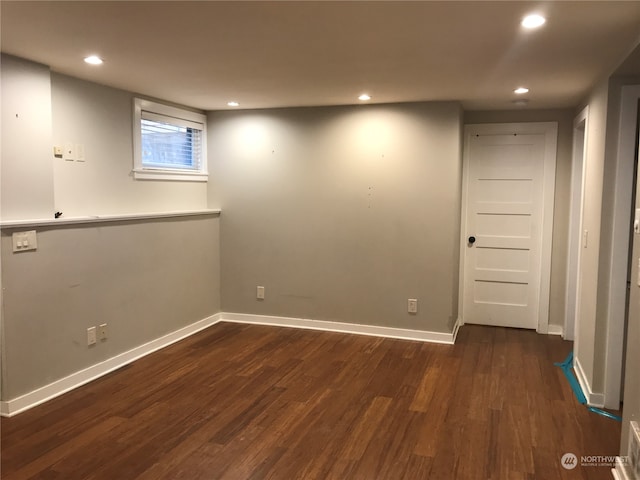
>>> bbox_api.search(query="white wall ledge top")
[0,209,221,228]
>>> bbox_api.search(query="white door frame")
[459,122,558,333]
[564,107,589,344]
[603,85,640,409]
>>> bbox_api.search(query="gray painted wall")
[573,76,638,396]
[1,55,55,220]
[573,79,609,391]
[599,76,640,457]
[50,73,208,217]
[0,56,221,401]
[592,75,640,393]
[1,217,221,399]
[464,109,575,329]
[208,102,463,333]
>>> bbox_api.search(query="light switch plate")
[408,298,418,314]
[12,230,37,252]
[76,143,85,162]
[87,327,97,346]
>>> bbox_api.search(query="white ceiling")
[2,1,640,111]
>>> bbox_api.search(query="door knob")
[468,236,476,244]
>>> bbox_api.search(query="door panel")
[475,179,533,203]
[475,248,529,271]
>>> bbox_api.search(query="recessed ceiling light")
[358,94,371,101]
[227,101,239,107]
[521,14,546,29]
[83,55,103,65]
[514,87,529,94]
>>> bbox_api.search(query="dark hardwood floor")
[1,323,621,479]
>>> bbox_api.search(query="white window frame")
[133,98,208,182]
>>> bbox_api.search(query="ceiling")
[2,1,640,112]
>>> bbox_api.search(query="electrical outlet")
[98,323,107,341]
[257,286,265,300]
[408,298,418,314]
[87,326,97,346]
[64,142,75,161]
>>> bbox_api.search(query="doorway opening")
[564,107,589,345]
[603,85,640,409]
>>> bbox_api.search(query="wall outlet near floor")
[98,323,108,341]
[257,286,265,300]
[408,298,418,314]
[87,326,97,346]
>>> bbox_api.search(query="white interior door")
[461,123,557,331]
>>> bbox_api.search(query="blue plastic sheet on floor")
[554,351,621,421]
[587,406,623,421]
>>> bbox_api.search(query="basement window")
[133,98,207,181]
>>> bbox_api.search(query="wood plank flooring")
[1,323,622,479]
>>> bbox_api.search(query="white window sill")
[132,169,208,182]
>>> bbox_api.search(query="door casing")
[565,107,589,344]
[459,122,558,333]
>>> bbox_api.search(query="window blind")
[140,111,203,170]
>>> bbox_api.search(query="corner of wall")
[1,54,55,220]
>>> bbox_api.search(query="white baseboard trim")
[574,355,605,408]
[220,313,459,345]
[0,313,223,417]
[1,312,460,417]
[451,317,461,343]
[547,324,564,336]
[451,317,464,345]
